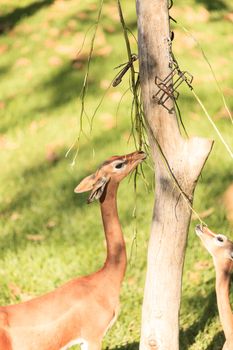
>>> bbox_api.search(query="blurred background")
[0,0,232,349]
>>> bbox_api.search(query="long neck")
[100,180,127,285]
[215,264,233,340]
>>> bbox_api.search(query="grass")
[0,0,232,349]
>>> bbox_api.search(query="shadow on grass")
[0,148,86,216]
[206,331,224,350]
[0,125,128,254]
[0,61,100,133]
[0,0,55,35]
[195,0,228,11]
[0,64,11,78]
[37,63,92,112]
[180,286,225,349]
[0,5,137,133]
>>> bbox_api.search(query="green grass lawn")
[0,0,232,349]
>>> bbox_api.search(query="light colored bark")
[136,1,213,349]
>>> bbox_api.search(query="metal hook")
[112,54,138,87]
[153,56,193,113]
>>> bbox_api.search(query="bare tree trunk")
[136,1,213,349]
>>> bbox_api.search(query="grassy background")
[0,0,232,349]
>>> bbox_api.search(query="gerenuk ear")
[87,176,110,204]
[74,174,96,193]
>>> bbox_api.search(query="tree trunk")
[136,1,213,349]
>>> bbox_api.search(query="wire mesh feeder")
[153,61,193,113]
